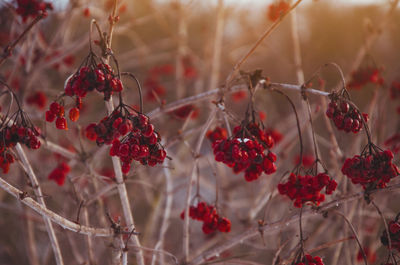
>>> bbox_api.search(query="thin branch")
[224,0,303,86]
[184,107,217,262]
[0,173,113,237]
[151,159,174,265]
[146,81,329,120]
[15,144,65,265]
[0,12,46,66]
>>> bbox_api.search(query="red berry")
[68,107,80,122]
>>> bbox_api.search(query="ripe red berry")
[56,117,68,130]
[68,107,80,122]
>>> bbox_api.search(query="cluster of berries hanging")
[348,66,384,89]
[267,0,290,22]
[85,107,133,146]
[45,102,70,130]
[46,101,79,129]
[65,59,123,101]
[14,0,53,22]
[278,172,337,208]
[342,147,399,190]
[212,123,277,182]
[380,215,400,252]
[293,255,324,265]
[48,162,70,186]
[180,201,231,234]
[326,96,368,133]
[0,110,41,173]
[85,104,165,174]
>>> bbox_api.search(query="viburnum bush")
[0,1,400,265]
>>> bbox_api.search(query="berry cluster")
[206,126,228,143]
[45,102,68,130]
[212,123,277,182]
[294,255,324,265]
[0,122,41,173]
[85,108,133,146]
[341,149,399,190]
[0,124,41,150]
[180,201,231,234]
[267,1,290,22]
[380,217,400,252]
[65,62,123,101]
[14,0,53,22]
[348,66,384,89]
[48,162,70,186]
[326,98,368,133]
[108,113,166,174]
[26,91,47,110]
[278,172,337,208]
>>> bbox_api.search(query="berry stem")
[121,72,143,113]
[271,89,303,172]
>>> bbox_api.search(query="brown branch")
[0,12,46,66]
[0,174,113,237]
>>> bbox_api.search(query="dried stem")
[0,172,114,236]
[209,0,225,92]
[0,12,46,66]
[151,159,174,265]
[183,107,217,262]
[224,0,303,87]
[147,81,329,120]
[15,144,65,265]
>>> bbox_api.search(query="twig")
[151,159,174,265]
[209,0,225,92]
[0,174,114,237]
[0,12,46,66]
[183,107,217,262]
[224,0,303,87]
[15,144,65,265]
[146,81,329,120]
